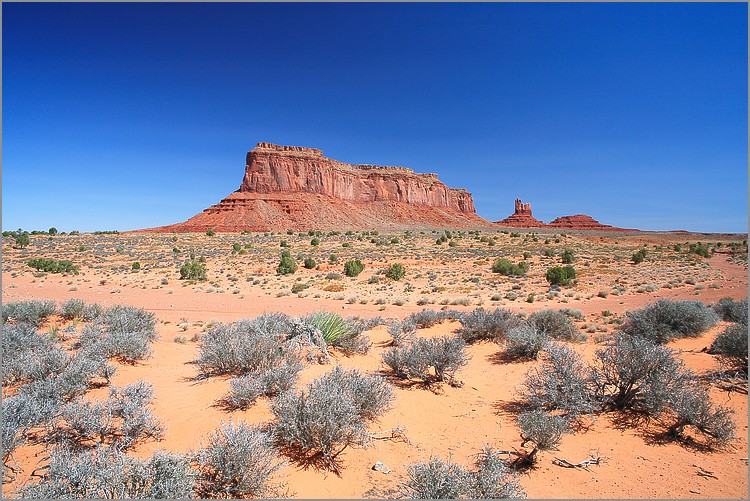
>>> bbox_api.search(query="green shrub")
[180,260,207,280]
[306,311,351,345]
[632,249,647,264]
[491,258,529,276]
[291,283,307,294]
[205,229,215,237]
[12,232,30,248]
[131,262,141,271]
[311,238,320,246]
[303,257,317,269]
[689,243,711,258]
[276,250,298,275]
[27,258,79,274]
[560,249,575,264]
[545,265,576,286]
[385,263,406,281]
[343,259,364,277]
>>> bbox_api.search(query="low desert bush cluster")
[2,300,164,487]
[709,298,748,374]
[545,265,576,286]
[27,258,79,274]
[401,446,524,499]
[271,366,393,464]
[457,307,522,343]
[193,420,286,498]
[620,299,718,344]
[382,335,468,385]
[517,330,736,452]
[491,258,529,277]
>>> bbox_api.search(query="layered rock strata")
[144,142,489,232]
[494,198,546,228]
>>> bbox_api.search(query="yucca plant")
[306,312,351,345]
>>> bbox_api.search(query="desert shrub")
[12,231,30,248]
[592,334,693,414]
[271,366,393,462]
[311,237,320,246]
[303,257,317,269]
[520,343,597,416]
[406,309,462,328]
[22,445,195,499]
[80,302,104,322]
[505,323,550,360]
[708,322,748,373]
[491,258,529,276]
[224,358,303,410]
[2,299,57,326]
[620,299,719,344]
[193,420,285,498]
[401,446,524,499]
[195,314,293,377]
[60,299,85,320]
[382,335,468,384]
[27,258,79,274]
[560,249,575,264]
[180,260,207,280]
[668,386,736,447]
[528,309,586,342]
[343,259,365,277]
[401,455,469,499]
[457,307,522,343]
[2,322,65,386]
[276,250,298,275]
[515,409,570,465]
[689,242,711,258]
[545,266,576,286]
[78,305,157,364]
[330,316,373,355]
[388,320,417,346]
[712,298,748,324]
[108,381,165,448]
[386,263,406,281]
[632,249,647,264]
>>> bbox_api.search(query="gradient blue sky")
[3,2,747,233]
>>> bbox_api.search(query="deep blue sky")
[3,2,747,233]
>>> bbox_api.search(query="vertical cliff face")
[140,142,488,232]
[239,142,476,214]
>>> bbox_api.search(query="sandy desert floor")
[2,228,748,498]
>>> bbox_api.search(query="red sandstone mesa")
[143,142,490,232]
[139,142,632,233]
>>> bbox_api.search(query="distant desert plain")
[2,225,747,499]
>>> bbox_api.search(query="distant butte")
[139,142,634,233]
[494,199,628,231]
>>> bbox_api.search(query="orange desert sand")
[2,229,747,498]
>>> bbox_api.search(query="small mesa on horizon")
[141,143,630,233]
